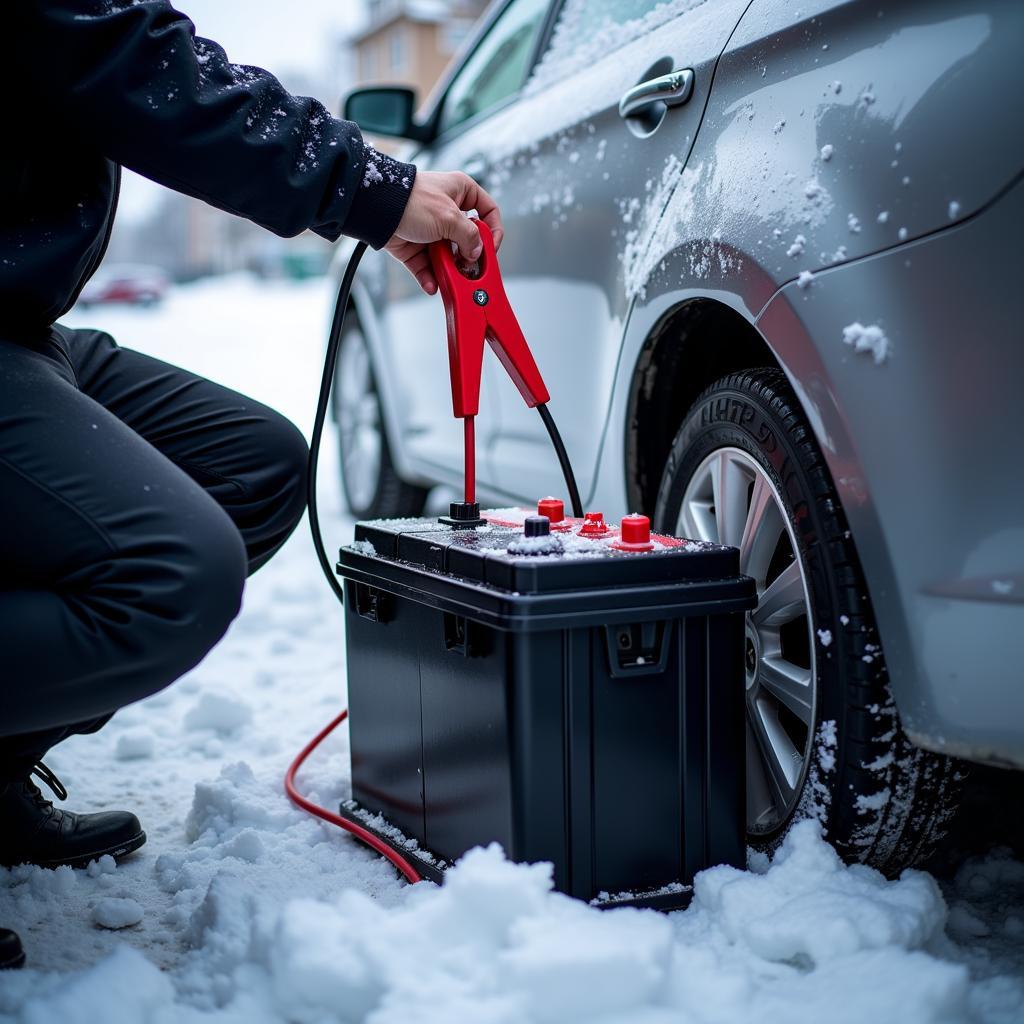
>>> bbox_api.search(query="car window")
[438,0,550,135]
[579,1,666,25]
[529,0,685,89]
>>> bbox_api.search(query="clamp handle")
[429,220,550,419]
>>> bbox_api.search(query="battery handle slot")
[355,583,392,623]
[605,621,670,677]
[443,612,488,657]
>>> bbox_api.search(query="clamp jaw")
[429,221,550,519]
[429,220,550,419]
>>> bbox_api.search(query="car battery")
[335,503,756,909]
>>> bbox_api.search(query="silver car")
[332,0,1024,872]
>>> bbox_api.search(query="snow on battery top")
[480,507,711,559]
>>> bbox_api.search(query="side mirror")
[343,86,429,142]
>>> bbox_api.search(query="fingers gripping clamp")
[429,221,550,419]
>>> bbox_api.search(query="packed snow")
[1,277,1021,1022]
[91,897,145,931]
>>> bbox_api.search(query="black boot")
[0,929,25,969]
[0,764,146,870]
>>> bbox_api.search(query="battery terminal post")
[613,514,655,552]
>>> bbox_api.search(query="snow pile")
[114,730,155,761]
[8,822,1020,1023]
[92,897,144,930]
[184,692,254,735]
[696,824,946,964]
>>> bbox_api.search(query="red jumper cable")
[284,709,421,883]
[290,221,582,882]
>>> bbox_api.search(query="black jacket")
[4,0,415,333]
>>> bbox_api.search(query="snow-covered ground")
[1,277,1022,1023]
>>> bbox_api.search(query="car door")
[431,0,752,503]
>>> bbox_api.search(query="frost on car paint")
[842,321,891,365]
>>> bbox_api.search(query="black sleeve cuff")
[341,148,417,250]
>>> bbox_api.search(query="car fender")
[593,0,1024,758]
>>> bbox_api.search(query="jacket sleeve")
[13,0,415,248]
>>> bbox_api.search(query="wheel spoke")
[711,451,750,548]
[358,395,379,426]
[739,474,783,584]
[759,655,813,725]
[745,717,777,830]
[752,559,805,628]
[339,342,370,405]
[747,698,801,810]
[680,495,717,544]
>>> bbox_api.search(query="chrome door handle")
[618,69,693,119]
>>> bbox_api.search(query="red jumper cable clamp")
[429,220,552,527]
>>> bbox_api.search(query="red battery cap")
[537,497,564,524]
[579,511,609,537]
[613,513,655,552]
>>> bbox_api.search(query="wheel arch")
[620,283,925,759]
[625,297,784,515]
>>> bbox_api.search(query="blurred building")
[351,0,486,97]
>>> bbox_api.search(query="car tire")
[333,316,428,520]
[654,368,963,874]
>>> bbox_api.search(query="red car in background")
[78,263,169,308]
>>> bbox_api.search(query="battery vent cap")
[579,512,609,537]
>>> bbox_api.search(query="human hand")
[384,171,504,295]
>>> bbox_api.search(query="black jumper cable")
[286,225,582,883]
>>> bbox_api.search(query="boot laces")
[30,763,68,803]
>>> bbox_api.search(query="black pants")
[0,325,308,781]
